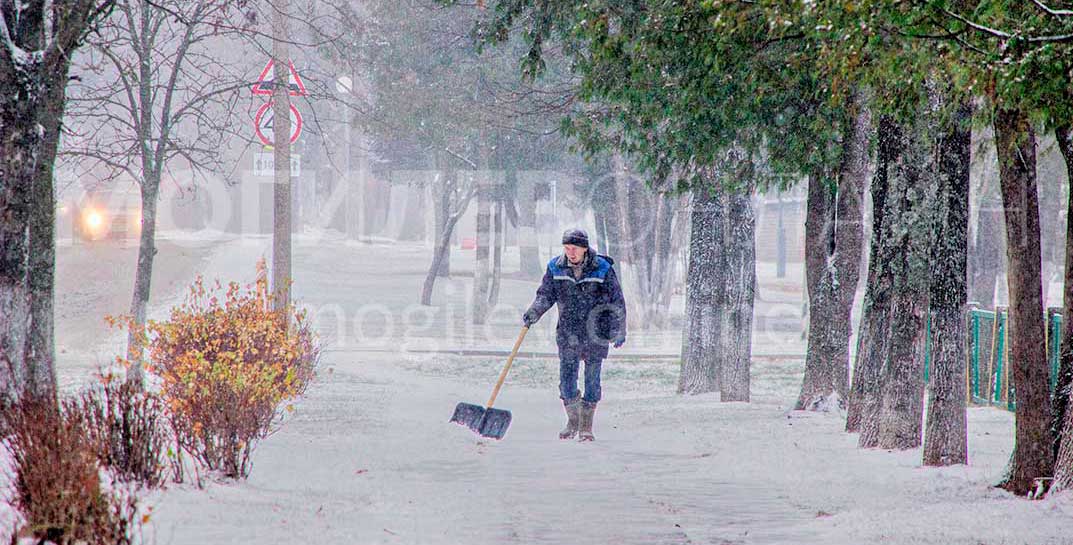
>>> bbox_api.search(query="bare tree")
[0,0,116,403]
[421,165,476,305]
[62,0,251,386]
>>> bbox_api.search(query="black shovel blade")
[450,402,486,432]
[477,408,512,440]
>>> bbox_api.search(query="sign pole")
[271,0,292,313]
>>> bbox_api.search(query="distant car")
[69,188,142,242]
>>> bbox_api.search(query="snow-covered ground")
[28,234,1073,544]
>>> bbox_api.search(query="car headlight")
[83,208,105,234]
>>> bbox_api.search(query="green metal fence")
[959,306,1064,412]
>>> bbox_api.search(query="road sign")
[252,59,308,96]
[254,101,303,146]
[253,153,301,177]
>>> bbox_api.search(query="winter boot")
[559,397,581,439]
[578,401,597,442]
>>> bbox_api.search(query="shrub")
[1,398,138,545]
[78,373,171,488]
[132,260,318,479]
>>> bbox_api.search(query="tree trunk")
[422,204,467,306]
[471,146,492,324]
[489,198,503,307]
[433,169,451,277]
[1051,125,1073,489]
[721,187,755,402]
[994,107,1053,496]
[678,181,725,394]
[0,0,107,403]
[126,175,160,387]
[847,116,897,435]
[923,102,971,466]
[864,111,934,451]
[797,95,869,411]
[971,199,1004,308]
[0,52,72,403]
[271,0,293,312]
[517,176,541,278]
[25,78,67,403]
[611,154,680,329]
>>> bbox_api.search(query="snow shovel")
[450,325,529,439]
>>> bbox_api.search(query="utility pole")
[272,0,292,311]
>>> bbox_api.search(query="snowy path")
[149,352,820,545]
[113,236,1072,545]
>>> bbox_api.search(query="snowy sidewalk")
[147,349,1073,545]
[119,236,1072,544]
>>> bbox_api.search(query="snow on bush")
[124,259,319,479]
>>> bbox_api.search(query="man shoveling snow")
[523,228,627,442]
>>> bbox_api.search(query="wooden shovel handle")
[486,326,529,408]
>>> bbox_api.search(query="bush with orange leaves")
[123,260,318,479]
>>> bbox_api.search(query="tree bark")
[24,69,68,403]
[126,174,159,387]
[678,180,725,395]
[1051,125,1073,489]
[796,95,869,411]
[0,0,99,402]
[847,116,897,435]
[721,187,755,402]
[993,107,1053,496]
[867,112,933,451]
[923,102,971,466]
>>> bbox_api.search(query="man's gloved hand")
[613,335,626,349]
[522,309,539,327]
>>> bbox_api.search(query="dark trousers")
[559,351,603,404]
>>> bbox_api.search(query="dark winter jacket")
[524,248,627,359]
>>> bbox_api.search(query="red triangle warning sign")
[252,59,308,96]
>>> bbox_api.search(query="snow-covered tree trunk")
[969,127,1005,309]
[993,107,1053,496]
[25,73,65,402]
[847,116,897,435]
[422,170,474,307]
[1051,125,1073,486]
[720,187,755,402]
[923,102,971,466]
[127,169,160,387]
[971,198,1004,308]
[796,95,869,412]
[611,153,681,329]
[678,181,725,395]
[471,144,492,324]
[517,177,541,278]
[488,198,503,307]
[432,157,452,277]
[0,0,112,402]
[854,111,935,451]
